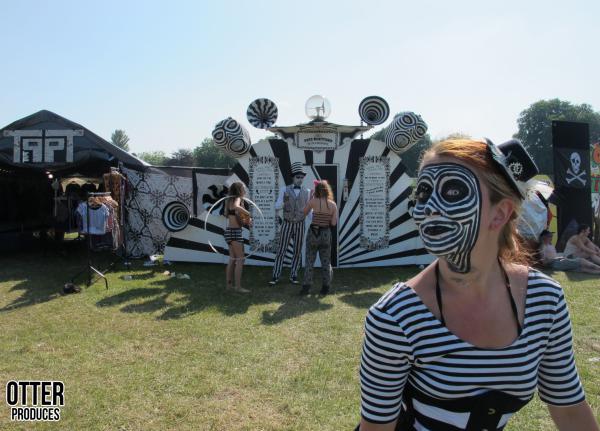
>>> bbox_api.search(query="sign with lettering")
[359,156,390,250]
[296,130,338,151]
[4,129,83,164]
[249,156,280,253]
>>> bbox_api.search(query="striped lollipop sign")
[358,96,390,126]
[247,98,278,129]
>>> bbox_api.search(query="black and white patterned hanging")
[212,117,252,158]
[122,167,195,257]
[358,96,390,126]
[247,98,278,129]
[385,111,428,154]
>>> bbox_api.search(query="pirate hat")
[291,162,306,177]
[486,138,539,199]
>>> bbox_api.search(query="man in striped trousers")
[270,163,310,285]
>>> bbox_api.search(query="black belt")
[396,383,531,431]
[310,225,330,235]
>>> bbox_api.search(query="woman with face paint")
[357,139,599,431]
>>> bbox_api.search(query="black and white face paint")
[412,163,482,273]
[293,175,304,187]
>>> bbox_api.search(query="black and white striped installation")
[162,201,190,232]
[358,96,390,126]
[385,111,428,154]
[212,117,252,158]
[247,98,278,129]
[164,136,432,268]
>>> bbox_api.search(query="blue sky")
[1,0,598,154]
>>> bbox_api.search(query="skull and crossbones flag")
[555,148,590,189]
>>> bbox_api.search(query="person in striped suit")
[269,162,310,285]
[357,139,599,431]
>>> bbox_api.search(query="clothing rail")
[69,190,123,289]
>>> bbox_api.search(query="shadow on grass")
[338,291,384,309]
[0,247,115,313]
[0,247,418,324]
[562,271,600,282]
[535,265,600,283]
[261,294,333,325]
[95,263,413,323]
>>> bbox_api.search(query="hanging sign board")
[248,156,280,253]
[359,155,390,250]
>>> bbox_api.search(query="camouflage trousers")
[303,226,333,287]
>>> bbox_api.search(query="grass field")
[0,248,599,430]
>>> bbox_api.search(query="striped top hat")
[291,162,306,177]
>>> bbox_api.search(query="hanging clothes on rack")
[97,194,120,250]
[68,186,126,289]
[103,169,127,249]
[79,194,123,250]
[76,200,110,235]
[103,169,124,218]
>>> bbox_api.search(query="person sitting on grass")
[538,230,600,274]
[563,224,600,265]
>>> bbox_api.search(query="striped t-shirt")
[359,268,585,430]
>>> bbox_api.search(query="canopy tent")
[0,109,147,176]
[0,110,146,243]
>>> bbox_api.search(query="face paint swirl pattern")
[412,163,482,273]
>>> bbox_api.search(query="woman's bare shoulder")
[405,263,437,309]
[504,262,529,275]
[503,262,530,299]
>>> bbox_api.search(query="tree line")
[110,99,600,176]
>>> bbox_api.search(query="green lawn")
[0,249,599,430]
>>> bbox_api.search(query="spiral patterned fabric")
[358,96,390,125]
[247,98,278,129]
[212,117,252,158]
[384,111,428,154]
[162,201,190,232]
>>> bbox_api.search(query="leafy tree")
[437,132,471,141]
[137,150,167,165]
[514,99,600,175]
[371,125,433,177]
[166,148,195,166]
[136,139,237,168]
[110,129,130,151]
[193,138,236,168]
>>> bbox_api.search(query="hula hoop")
[204,196,265,259]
